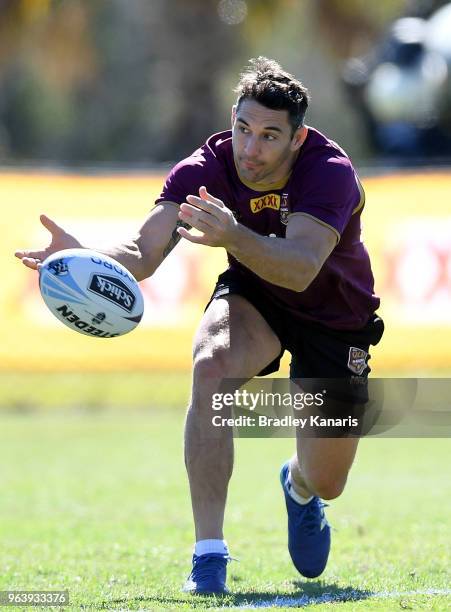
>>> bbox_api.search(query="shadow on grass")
[103,581,373,609]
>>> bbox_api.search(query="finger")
[185,196,223,219]
[177,226,210,245]
[20,257,40,270]
[199,186,224,207]
[15,249,46,261]
[180,204,219,229]
[179,211,215,235]
[40,214,64,236]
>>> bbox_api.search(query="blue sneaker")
[280,461,331,578]
[183,553,230,595]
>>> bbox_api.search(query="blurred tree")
[1,0,432,164]
[0,0,96,158]
[0,0,50,69]
[149,0,242,159]
[312,0,405,58]
[0,0,244,163]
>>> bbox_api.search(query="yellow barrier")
[2,171,450,372]
[362,172,451,370]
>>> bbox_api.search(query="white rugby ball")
[39,248,144,338]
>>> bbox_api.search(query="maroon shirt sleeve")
[155,150,214,206]
[290,157,362,238]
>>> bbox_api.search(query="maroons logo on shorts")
[347,346,368,375]
[88,274,135,312]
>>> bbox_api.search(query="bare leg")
[290,436,359,500]
[185,295,281,541]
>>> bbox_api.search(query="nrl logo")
[88,274,135,313]
[347,347,368,375]
[250,193,280,213]
[92,312,106,325]
[48,259,69,276]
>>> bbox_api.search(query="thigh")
[193,294,282,379]
[290,321,376,427]
[290,316,384,382]
[289,323,371,485]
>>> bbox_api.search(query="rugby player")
[16,57,383,595]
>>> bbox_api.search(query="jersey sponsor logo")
[90,256,134,283]
[249,193,280,213]
[347,346,368,375]
[88,274,135,312]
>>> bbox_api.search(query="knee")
[306,472,348,500]
[192,349,235,386]
[190,352,237,417]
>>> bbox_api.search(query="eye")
[264,133,276,141]
[238,125,249,134]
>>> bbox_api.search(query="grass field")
[0,382,450,611]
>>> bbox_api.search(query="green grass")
[0,408,449,611]
[0,372,192,410]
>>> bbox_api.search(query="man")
[16,57,383,595]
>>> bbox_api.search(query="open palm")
[15,214,82,271]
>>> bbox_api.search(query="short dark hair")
[234,57,310,134]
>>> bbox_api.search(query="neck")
[236,168,292,192]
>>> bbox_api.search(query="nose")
[244,135,260,158]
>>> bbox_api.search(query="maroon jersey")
[155,128,380,330]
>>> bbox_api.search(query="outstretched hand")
[177,186,239,249]
[15,214,82,271]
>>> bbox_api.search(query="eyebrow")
[237,117,283,134]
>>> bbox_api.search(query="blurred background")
[1,6,450,606]
[1,0,451,408]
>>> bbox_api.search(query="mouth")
[241,159,262,170]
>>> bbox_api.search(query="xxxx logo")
[250,193,280,213]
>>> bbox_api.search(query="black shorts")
[207,268,384,415]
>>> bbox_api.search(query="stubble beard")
[242,147,294,184]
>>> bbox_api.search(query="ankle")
[289,459,314,498]
[287,472,313,505]
[194,539,229,556]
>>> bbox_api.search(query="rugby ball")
[39,249,144,338]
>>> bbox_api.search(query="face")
[232,98,304,185]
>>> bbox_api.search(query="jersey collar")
[235,169,291,192]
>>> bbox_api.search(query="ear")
[231,104,237,127]
[291,125,307,151]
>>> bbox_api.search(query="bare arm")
[15,202,189,281]
[224,214,337,291]
[103,202,190,280]
[178,187,337,292]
